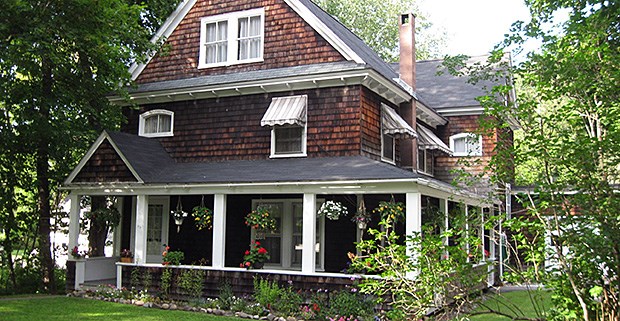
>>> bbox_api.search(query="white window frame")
[449,132,483,156]
[381,122,396,164]
[270,124,307,158]
[198,8,265,69]
[138,109,174,138]
[251,199,325,271]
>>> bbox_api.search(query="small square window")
[273,126,305,156]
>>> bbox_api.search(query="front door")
[146,196,170,263]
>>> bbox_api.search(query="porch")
[65,176,500,294]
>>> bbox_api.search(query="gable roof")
[128,0,402,93]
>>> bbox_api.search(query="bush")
[327,290,376,320]
[252,278,302,317]
[178,268,205,299]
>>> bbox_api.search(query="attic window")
[449,133,482,156]
[199,8,264,68]
[139,109,174,138]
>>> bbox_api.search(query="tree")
[314,0,446,61]
[472,1,620,319]
[0,0,179,294]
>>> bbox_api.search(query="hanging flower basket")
[245,206,277,231]
[192,196,213,230]
[317,200,348,220]
[351,198,370,229]
[171,197,188,233]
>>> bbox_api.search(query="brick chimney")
[398,13,417,171]
[399,13,416,90]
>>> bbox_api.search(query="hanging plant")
[317,200,348,220]
[171,197,188,232]
[351,198,371,229]
[374,200,405,224]
[245,206,277,231]
[192,196,213,230]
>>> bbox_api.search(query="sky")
[418,0,532,58]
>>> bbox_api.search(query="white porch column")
[67,192,81,256]
[302,193,317,274]
[439,198,449,257]
[480,206,485,260]
[212,194,227,268]
[405,192,422,278]
[134,195,149,264]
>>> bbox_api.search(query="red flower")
[245,261,251,267]
[240,263,244,267]
[255,241,261,246]
[312,303,320,312]
[258,247,267,254]
[245,250,250,255]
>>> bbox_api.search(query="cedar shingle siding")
[123,87,365,162]
[136,0,344,84]
[73,140,138,183]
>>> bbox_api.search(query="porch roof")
[93,132,426,185]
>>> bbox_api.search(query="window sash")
[382,132,395,162]
[205,21,228,64]
[274,126,303,154]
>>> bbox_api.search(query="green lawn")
[0,296,240,321]
[467,290,552,321]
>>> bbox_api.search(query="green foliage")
[162,246,184,265]
[326,290,376,320]
[130,267,141,290]
[350,203,488,319]
[462,1,620,320]
[159,268,173,298]
[314,0,445,61]
[216,281,236,311]
[178,269,205,300]
[251,278,302,316]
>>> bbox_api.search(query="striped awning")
[261,95,307,127]
[381,104,416,138]
[417,125,452,155]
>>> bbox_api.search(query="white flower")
[318,201,348,220]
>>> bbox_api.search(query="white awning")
[417,125,452,155]
[381,104,416,138]
[261,95,307,127]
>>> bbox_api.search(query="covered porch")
[65,176,498,294]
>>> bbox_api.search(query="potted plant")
[318,200,348,220]
[240,240,270,269]
[351,199,370,229]
[192,197,213,230]
[245,206,277,231]
[71,246,87,259]
[162,245,184,265]
[120,249,133,263]
[171,197,188,232]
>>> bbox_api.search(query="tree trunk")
[36,55,56,294]
[88,196,108,257]
[3,185,18,292]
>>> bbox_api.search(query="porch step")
[80,278,116,291]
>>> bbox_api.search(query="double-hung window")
[449,133,482,156]
[138,109,174,137]
[199,8,264,68]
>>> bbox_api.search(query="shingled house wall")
[73,140,138,183]
[435,115,499,186]
[136,0,344,84]
[122,86,404,164]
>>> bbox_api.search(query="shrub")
[327,290,376,321]
[217,281,236,310]
[178,268,205,299]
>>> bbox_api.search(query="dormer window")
[380,104,416,164]
[199,8,264,68]
[139,109,174,137]
[450,133,482,156]
[261,95,308,158]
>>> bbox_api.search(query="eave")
[110,68,411,106]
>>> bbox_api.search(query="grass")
[0,296,241,321]
[466,290,552,321]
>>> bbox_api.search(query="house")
[62,0,514,294]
